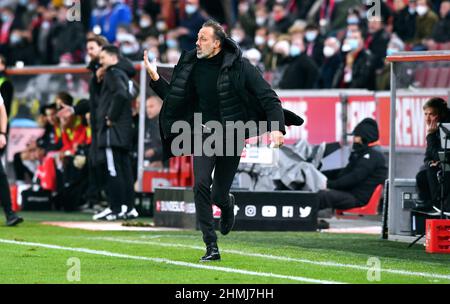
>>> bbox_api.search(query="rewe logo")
[299,206,312,218]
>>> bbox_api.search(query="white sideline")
[0,238,343,284]
[95,237,450,281]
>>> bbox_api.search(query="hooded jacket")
[327,118,387,205]
[96,58,136,151]
[75,57,135,163]
[150,37,303,160]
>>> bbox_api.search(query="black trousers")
[0,160,12,217]
[104,148,135,213]
[416,165,450,207]
[318,189,360,210]
[193,137,243,245]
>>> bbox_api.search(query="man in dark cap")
[318,118,387,212]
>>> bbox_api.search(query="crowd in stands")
[0,0,449,91]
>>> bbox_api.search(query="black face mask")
[352,142,366,152]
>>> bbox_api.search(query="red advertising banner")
[279,93,341,145]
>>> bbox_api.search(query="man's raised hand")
[57,103,74,119]
[143,50,159,81]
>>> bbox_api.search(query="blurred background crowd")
[0,0,449,91]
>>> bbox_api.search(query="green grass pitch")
[0,212,449,284]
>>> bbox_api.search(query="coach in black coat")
[148,33,303,160]
[144,20,303,262]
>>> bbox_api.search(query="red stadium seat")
[425,67,439,88]
[436,67,450,88]
[336,184,383,216]
[414,67,428,87]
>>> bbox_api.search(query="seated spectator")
[415,97,450,213]
[237,0,256,38]
[269,3,293,34]
[278,36,319,89]
[135,13,158,41]
[90,0,132,43]
[230,25,253,50]
[318,118,387,212]
[315,0,361,34]
[365,16,390,71]
[412,0,439,49]
[36,103,62,153]
[172,0,206,51]
[393,0,417,43]
[243,48,264,73]
[144,95,163,168]
[116,32,142,61]
[317,37,342,89]
[429,0,450,44]
[333,28,375,90]
[304,23,325,67]
[13,140,44,183]
[49,4,85,64]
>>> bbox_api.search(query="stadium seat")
[436,67,450,88]
[414,67,428,87]
[335,184,383,216]
[425,67,439,88]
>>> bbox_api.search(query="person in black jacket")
[0,55,13,117]
[415,97,450,213]
[318,118,387,212]
[144,19,303,262]
[278,37,319,89]
[96,45,136,221]
[333,28,375,90]
[0,92,23,226]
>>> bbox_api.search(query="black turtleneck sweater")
[192,50,224,123]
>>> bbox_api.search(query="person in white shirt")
[0,93,23,226]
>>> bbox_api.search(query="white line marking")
[0,238,343,284]
[95,237,450,281]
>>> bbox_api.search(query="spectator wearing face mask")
[136,13,158,41]
[230,26,252,50]
[333,28,375,90]
[172,0,207,51]
[335,9,364,44]
[116,32,142,61]
[278,37,319,89]
[393,0,417,43]
[253,26,272,71]
[413,0,439,47]
[255,5,268,28]
[318,37,342,89]
[243,48,264,73]
[303,23,325,67]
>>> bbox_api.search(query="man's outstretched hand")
[143,50,159,81]
[270,130,284,148]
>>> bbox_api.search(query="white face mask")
[156,21,166,31]
[185,4,197,15]
[323,46,336,58]
[140,19,151,28]
[256,17,266,26]
[267,39,276,48]
[254,35,265,46]
[416,5,428,16]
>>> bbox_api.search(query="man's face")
[394,0,406,11]
[45,108,58,126]
[146,97,162,119]
[368,18,383,34]
[87,41,102,61]
[196,27,220,59]
[424,107,439,125]
[0,60,5,73]
[99,50,116,68]
[353,136,363,144]
[441,1,450,18]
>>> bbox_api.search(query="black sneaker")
[6,213,24,227]
[200,243,221,262]
[317,219,330,230]
[220,194,235,236]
